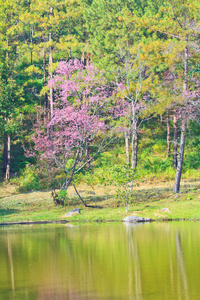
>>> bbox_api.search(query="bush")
[13,164,41,192]
[13,163,66,192]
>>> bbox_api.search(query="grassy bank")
[1,177,200,224]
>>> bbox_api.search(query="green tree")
[0,0,26,179]
[136,0,200,192]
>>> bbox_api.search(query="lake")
[0,221,199,299]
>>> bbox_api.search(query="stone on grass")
[123,216,151,223]
[161,208,171,213]
[63,208,81,217]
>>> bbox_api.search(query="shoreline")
[0,218,199,227]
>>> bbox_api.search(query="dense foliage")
[0,0,199,200]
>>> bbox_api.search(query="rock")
[161,208,171,213]
[63,208,81,217]
[174,195,179,201]
[123,216,151,223]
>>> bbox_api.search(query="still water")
[0,221,199,300]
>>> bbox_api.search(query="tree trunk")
[3,134,7,174]
[49,39,53,121]
[5,134,11,181]
[43,48,48,119]
[173,110,178,169]
[125,131,130,166]
[134,129,138,169]
[131,106,137,170]
[174,119,186,193]
[174,46,188,193]
[130,107,138,192]
[73,180,102,208]
[48,36,53,141]
[86,139,90,168]
[166,109,170,157]
[30,26,33,65]
[49,6,54,140]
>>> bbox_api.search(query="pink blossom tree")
[32,59,124,206]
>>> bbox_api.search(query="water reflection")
[125,223,142,300]
[176,232,189,300]
[7,236,15,296]
[0,222,199,300]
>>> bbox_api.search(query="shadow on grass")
[132,186,174,202]
[30,181,200,209]
[0,208,19,216]
[67,185,175,207]
[66,194,114,207]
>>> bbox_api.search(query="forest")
[0,0,200,206]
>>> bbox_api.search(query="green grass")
[1,179,200,224]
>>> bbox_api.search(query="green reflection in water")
[0,222,200,300]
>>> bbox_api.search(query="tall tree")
[84,0,157,171]
[32,59,123,206]
[130,0,200,192]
